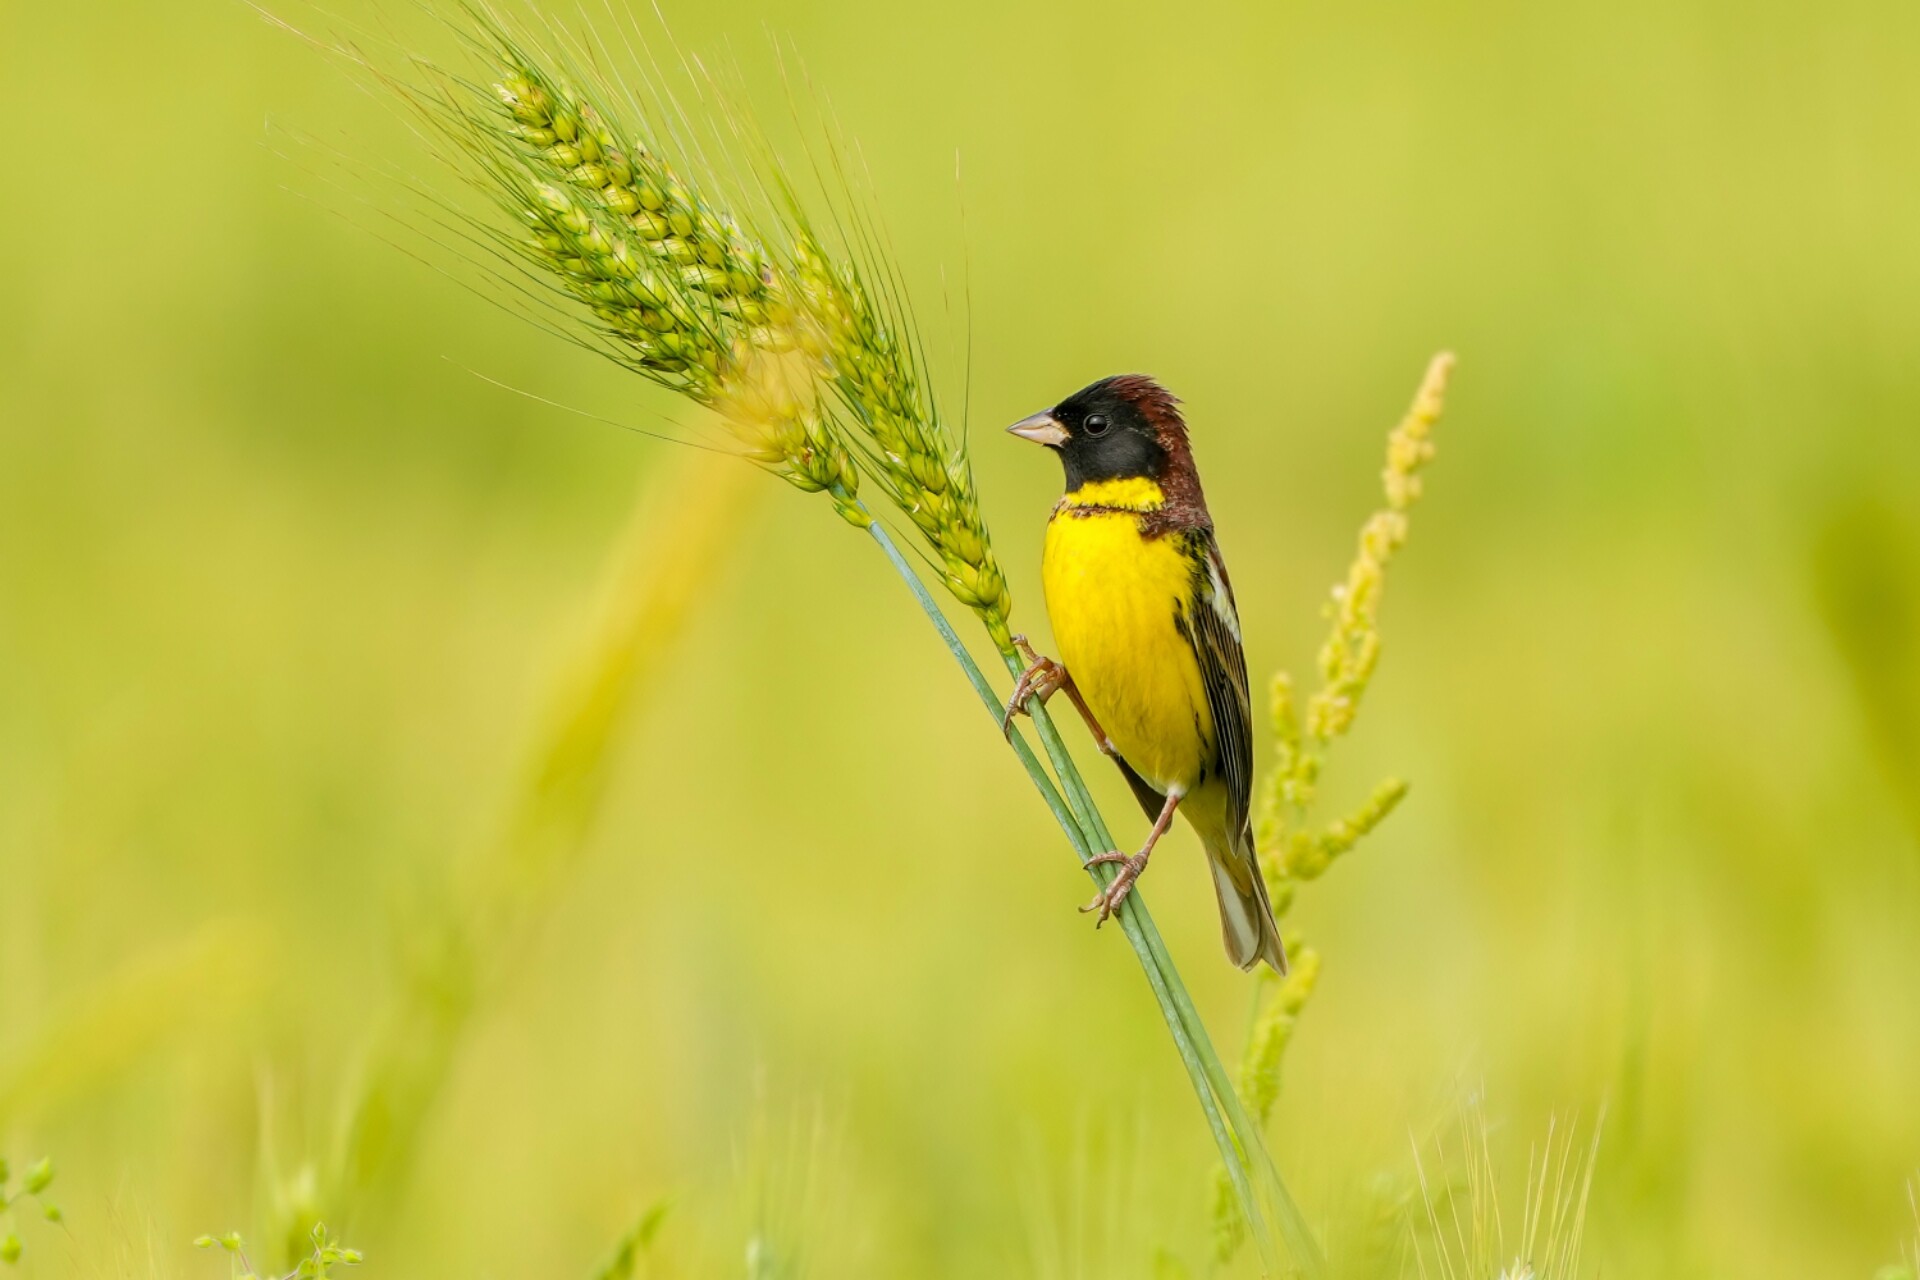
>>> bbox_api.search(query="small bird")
[1004,376,1286,973]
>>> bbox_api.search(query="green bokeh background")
[3,0,1918,1275]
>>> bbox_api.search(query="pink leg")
[1080,790,1180,926]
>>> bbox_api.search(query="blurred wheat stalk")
[1812,500,1920,849]
[258,450,761,1261]
[1210,353,1453,1266]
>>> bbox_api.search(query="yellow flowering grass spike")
[1305,351,1453,745]
[1214,354,1454,1265]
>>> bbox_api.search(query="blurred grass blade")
[1812,498,1920,846]
[0,922,271,1127]
[589,1198,674,1280]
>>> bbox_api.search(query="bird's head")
[1006,374,1194,496]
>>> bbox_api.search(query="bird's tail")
[1206,823,1288,974]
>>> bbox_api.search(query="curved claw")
[1001,642,1067,739]
[999,686,1031,739]
[999,686,1029,739]
[1079,851,1150,927]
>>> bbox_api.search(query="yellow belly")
[1042,505,1212,796]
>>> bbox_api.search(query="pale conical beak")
[1006,411,1069,448]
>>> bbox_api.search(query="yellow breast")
[1041,478,1212,795]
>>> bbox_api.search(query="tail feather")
[1206,825,1288,974]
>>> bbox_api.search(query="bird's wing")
[1188,532,1254,836]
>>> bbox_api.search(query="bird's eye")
[1083,414,1110,437]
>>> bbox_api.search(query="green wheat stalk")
[334,6,1322,1271]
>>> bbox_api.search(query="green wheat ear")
[489,58,1013,641]
[473,56,867,518]
[419,32,1012,638]
[789,232,1013,642]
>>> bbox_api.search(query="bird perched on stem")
[1004,376,1286,973]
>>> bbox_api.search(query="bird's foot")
[1001,634,1068,738]
[1079,849,1152,927]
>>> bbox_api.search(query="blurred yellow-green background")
[3,0,1918,1275]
